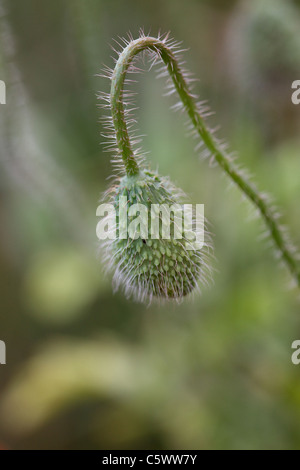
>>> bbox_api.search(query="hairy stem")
[110,36,300,286]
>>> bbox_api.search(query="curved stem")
[110,36,300,287]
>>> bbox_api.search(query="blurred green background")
[0,0,300,450]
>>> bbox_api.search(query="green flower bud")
[103,170,212,303]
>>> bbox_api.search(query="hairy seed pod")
[103,170,211,303]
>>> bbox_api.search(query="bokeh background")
[1,0,300,450]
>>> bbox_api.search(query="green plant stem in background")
[110,36,300,287]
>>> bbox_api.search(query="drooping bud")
[102,170,212,303]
